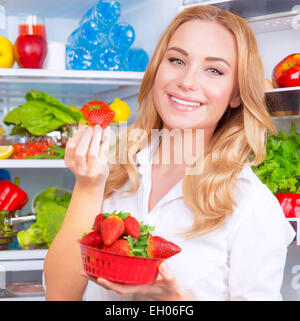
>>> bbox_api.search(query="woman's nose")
[178,66,199,91]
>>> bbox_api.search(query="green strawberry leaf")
[126,221,155,257]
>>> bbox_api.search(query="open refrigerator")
[0,0,299,301]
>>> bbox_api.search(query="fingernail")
[159,262,167,273]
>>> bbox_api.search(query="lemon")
[109,98,131,123]
[0,37,15,68]
[0,145,14,159]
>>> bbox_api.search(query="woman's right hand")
[64,123,111,189]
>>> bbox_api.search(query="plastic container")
[124,47,149,71]
[6,281,44,297]
[78,240,164,285]
[18,15,46,39]
[65,46,94,70]
[95,47,124,71]
[79,0,121,26]
[108,23,135,50]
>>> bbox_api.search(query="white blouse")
[83,140,295,301]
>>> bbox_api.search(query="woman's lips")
[167,94,203,112]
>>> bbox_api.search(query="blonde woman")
[44,5,295,301]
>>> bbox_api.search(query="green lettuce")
[17,186,71,249]
[4,89,86,136]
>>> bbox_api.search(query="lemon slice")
[0,146,14,159]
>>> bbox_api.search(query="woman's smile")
[167,92,203,112]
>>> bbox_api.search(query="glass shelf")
[0,69,143,101]
[180,0,300,33]
[265,86,300,116]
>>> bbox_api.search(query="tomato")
[81,100,110,119]
[13,143,25,153]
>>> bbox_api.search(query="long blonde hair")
[104,5,276,238]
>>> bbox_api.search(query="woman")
[44,5,295,301]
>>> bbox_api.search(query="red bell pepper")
[275,193,300,218]
[0,177,28,211]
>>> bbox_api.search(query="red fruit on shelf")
[272,53,300,88]
[14,34,47,69]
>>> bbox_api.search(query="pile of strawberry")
[80,210,182,259]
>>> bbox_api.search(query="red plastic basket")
[78,240,164,285]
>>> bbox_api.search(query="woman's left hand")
[80,262,193,301]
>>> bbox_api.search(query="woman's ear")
[229,89,241,108]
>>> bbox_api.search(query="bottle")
[66,28,80,50]
[124,48,149,72]
[0,4,8,38]
[108,22,135,50]
[78,20,109,51]
[65,46,94,70]
[95,47,123,71]
[80,0,121,27]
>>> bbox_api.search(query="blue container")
[124,48,149,71]
[108,22,135,50]
[80,0,121,26]
[95,47,124,71]
[0,169,11,181]
[65,46,94,70]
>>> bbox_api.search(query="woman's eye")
[168,57,185,66]
[207,68,224,75]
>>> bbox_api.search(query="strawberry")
[81,231,103,248]
[147,234,181,259]
[92,213,105,234]
[86,108,115,129]
[100,215,125,247]
[103,239,131,256]
[124,216,140,239]
[81,100,111,119]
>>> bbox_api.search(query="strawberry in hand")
[103,239,131,256]
[147,234,181,259]
[86,108,115,129]
[81,231,103,248]
[124,216,140,240]
[81,100,111,119]
[100,214,125,247]
[93,213,105,234]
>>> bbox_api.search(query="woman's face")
[153,20,241,132]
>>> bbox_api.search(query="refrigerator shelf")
[180,0,299,33]
[0,159,65,168]
[0,69,143,102]
[0,69,144,86]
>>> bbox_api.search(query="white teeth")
[170,95,201,107]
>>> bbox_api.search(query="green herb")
[4,89,86,136]
[125,221,155,257]
[252,122,300,194]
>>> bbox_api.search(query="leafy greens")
[4,90,86,136]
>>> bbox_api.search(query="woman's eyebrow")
[205,57,231,68]
[167,47,188,56]
[167,47,231,68]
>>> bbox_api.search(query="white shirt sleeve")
[228,188,296,301]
